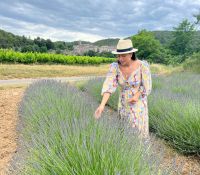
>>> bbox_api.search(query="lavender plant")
[149,73,200,156]
[82,73,200,156]
[18,80,173,175]
[78,77,119,111]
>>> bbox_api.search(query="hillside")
[1,29,200,54]
[93,38,119,46]
[0,29,33,48]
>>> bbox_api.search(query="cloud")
[0,0,199,42]
[0,15,106,42]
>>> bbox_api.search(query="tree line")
[0,31,74,53]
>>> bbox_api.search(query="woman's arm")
[94,92,111,119]
[138,60,152,97]
[128,90,141,103]
[94,63,118,119]
[100,92,111,108]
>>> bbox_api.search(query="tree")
[97,51,115,58]
[169,19,195,56]
[66,44,74,51]
[56,42,65,50]
[193,11,200,25]
[32,44,40,52]
[84,50,96,57]
[46,39,54,50]
[21,45,33,52]
[131,30,167,63]
[192,11,200,53]
[34,37,46,48]
[40,46,47,53]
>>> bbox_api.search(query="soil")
[0,88,24,175]
[149,134,200,175]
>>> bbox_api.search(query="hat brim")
[111,48,138,54]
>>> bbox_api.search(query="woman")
[94,39,152,138]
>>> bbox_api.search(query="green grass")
[183,52,200,73]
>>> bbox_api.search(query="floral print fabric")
[101,60,152,138]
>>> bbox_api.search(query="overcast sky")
[0,0,200,42]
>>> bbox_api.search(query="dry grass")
[0,63,182,80]
[0,84,28,90]
[150,63,183,75]
[151,64,183,75]
[0,63,110,80]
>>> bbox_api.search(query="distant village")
[67,41,116,55]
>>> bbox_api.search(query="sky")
[0,0,200,42]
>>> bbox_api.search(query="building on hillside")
[72,43,115,55]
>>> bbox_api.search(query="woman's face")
[117,53,132,66]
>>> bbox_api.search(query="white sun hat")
[111,39,138,54]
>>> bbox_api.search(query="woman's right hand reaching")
[94,105,104,119]
[94,92,110,119]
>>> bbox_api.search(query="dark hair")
[131,52,137,60]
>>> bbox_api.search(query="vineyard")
[0,49,115,65]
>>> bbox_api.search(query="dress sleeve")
[138,60,152,97]
[101,63,118,96]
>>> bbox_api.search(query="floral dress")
[101,60,152,138]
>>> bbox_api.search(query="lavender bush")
[149,73,200,156]
[81,73,200,156]
[18,80,174,175]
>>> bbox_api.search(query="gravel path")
[0,74,159,86]
[0,76,105,86]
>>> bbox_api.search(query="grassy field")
[0,63,110,79]
[150,63,183,75]
[0,62,182,79]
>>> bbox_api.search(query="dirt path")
[150,135,200,175]
[0,76,105,86]
[0,86,200,175]
[0,88,25,175]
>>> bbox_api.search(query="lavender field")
[81,73,200,156]
[15,80,181,174]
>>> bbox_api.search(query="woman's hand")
[94,105,105,119]
[128,91,141,104]
[94,92,110,119]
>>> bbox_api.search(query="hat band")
[117,47,133,52]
